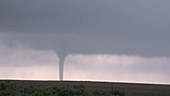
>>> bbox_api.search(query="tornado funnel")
[56,51,67,81]
[58,55,65,80]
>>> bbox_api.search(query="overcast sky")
[0,0,170,84]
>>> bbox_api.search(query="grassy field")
[0,80,170,96]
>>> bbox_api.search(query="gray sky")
[0,0,170,83]
[1,0,170,56]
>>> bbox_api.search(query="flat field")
[0,80,170,96]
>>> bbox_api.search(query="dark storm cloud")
[0,0,170,57]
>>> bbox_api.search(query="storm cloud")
[0,0,170,82]
[1,0,170,56]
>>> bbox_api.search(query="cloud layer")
[1,0,170,56]
[1,0,170,83]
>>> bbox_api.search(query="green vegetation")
[0,81,125,96]
[0,81,169,96]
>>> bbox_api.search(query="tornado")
[56,51,67,81]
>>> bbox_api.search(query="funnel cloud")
[56,51,68,81]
